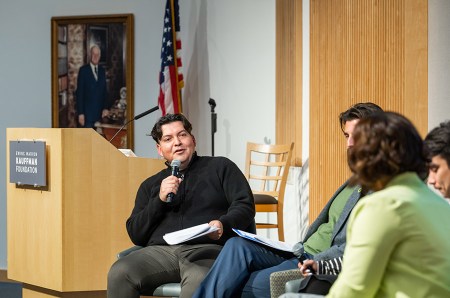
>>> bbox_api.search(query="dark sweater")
[126,153,255,246]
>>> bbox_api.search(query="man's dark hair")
[150,113,193,143]
[424,120,450,166]
[339,102,384,132]
[348,111,429,190]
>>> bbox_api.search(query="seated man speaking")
[107,113,255,298]
[193,102,383,298]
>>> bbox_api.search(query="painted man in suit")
[76,44,109,128]
[192,102,384,298]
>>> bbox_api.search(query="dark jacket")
[76,63,108,127]
[304,181,363,261]
[126,153,256,246]
[299,181,364,289]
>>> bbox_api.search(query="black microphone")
[109,106,159,143]
[134,105,159,120]
[293,242,315,274]
[166,159,181,203]
[208,98,216,112]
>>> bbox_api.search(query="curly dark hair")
[424,120,450,166]
[150,113,193,143]
[348,111,429,190]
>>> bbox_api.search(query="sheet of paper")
[232,228,294,252]
[118,149,137,157]
[163,223,219,245]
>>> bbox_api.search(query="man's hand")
[207,220,223,240]
[299,259,318,277]
[159,175,182,202]
[78,114,85,127]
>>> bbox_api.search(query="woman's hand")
[299,259,318,277]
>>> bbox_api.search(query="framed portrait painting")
[51,14,134,149]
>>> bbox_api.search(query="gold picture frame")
[51,14,134,149]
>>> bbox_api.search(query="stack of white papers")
[163,223,219,245]
[232,229,294,252]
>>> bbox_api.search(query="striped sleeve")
[317,256,343,275]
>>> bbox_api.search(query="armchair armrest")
[270,269,303,298]
[286,278,302,293]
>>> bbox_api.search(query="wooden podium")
[6,128,166,298]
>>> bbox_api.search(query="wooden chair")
[245,142,294,241]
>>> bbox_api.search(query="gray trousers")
[107,244,222,298]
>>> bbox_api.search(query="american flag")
[158,0,184,115]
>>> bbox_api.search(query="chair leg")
[278,211,284,242]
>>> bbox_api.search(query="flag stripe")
[158,0,183,115]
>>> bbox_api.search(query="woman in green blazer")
[294,112,450,298]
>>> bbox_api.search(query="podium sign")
[9,140,46,187]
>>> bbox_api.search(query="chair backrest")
[245,142,294,204]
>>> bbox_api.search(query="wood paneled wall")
[309,0,428,221]
[276,0,303,167]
